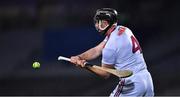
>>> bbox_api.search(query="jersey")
[101,25,154,96]
[102,25,146,74]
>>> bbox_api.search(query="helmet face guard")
[94,8,118,35]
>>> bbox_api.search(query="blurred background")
[0,0,180,96]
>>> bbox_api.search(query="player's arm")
[84,46,117,79]
[70,41,113,79]
[79,41,106,60]
[71,55,113,79]
[71,41,106,63]
[70,41,116,79]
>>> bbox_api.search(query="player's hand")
[70,56,86,68]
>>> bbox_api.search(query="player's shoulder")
[111,25,133,44]
[112,25,132,37]
[109,26,126,42]
[118,25,132,33]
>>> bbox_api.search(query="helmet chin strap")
[98,20,109,31]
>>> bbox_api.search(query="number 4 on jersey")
[131,35,142,53]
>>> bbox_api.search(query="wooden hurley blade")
[93,65,133,78]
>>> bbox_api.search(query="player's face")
[95,20,109,33]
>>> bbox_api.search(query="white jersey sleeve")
[102,45,117,65]
[102,31,118,65]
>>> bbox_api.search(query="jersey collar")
[105,24,117,37]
